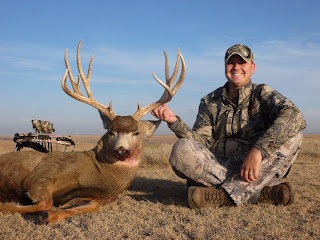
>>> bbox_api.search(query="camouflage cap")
[225,44,254,63]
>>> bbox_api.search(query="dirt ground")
[0,134,319,239]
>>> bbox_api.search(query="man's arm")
[152,99,215,149]
[254,85,306,157]
[241,85,306,183]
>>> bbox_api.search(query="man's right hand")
[151,103,177,124]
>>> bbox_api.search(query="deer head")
[62,40,186,163]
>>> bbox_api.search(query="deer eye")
[108,131,115,137]
[133,131,140,136]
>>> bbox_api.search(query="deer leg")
[58,197,98,209]
[39,198,100,224]
[0,199,53,214]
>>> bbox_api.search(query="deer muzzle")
[114,147,130,161]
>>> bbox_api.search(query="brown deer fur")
[0,40,185,223]
[0,116,159,223]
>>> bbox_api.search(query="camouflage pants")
[169,132,303,205]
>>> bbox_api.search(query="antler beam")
[132,49,186,120]
[62,40,116,121]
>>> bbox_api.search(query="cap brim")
[225,53,251,63]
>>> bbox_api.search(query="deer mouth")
[114,148,130,161]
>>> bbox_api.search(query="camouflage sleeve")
[168,98,215,149]
[254,85,306,157]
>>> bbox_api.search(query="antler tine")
[172,51,186,95]
[62,40,117,121]
[164,49,181,89]
[64,49,82,95]
[132,50,186,120]
[77,39,94,99]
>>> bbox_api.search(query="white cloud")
[1,38,319,135]
[254,39,320,65]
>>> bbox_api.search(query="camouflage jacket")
[168,81,306,157]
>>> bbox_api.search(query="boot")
[188,186,235,209]
[257,182,294,205]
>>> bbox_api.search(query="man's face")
[225,55,255,88]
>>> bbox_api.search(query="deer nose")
[114,147,130,160]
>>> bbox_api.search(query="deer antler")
[132,49,186,120]
[62,40,116,120]
[62,40,186,121]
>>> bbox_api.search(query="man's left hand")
[240,147,263,183]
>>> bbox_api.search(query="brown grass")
[0,134,319,239]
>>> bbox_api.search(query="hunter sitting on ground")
[152,44,306,208]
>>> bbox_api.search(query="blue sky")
[1,1,319,136]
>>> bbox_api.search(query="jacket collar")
[222,80,253,105]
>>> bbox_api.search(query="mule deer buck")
[0,40,186,223]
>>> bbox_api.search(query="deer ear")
[139,120,161,138]
[99,110,112,130]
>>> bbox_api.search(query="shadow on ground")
[128,177,189,207]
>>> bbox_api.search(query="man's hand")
[151,103,177,124]
[240,147,263,183]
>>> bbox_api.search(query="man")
[152,44,306,208]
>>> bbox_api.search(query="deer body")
[0,40,185,223]
[0,125,142,205]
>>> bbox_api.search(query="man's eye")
[133,131,140,136]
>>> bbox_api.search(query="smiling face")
[225,55,256,89]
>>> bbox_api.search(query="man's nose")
[232,63,240,70]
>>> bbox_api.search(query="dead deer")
[0,40,186,224]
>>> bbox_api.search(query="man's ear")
[99,110,112,130]
[139,120,161,138]
[251,62,256,74]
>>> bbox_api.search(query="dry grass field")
[0,134,319,239]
